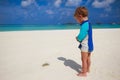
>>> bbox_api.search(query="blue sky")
[0,0,120,25]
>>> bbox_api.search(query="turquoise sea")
[0,24,120,31]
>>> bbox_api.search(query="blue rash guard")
[77,20,94,52]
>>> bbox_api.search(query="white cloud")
[46,10,54,14]
[85,0,92,5]
[100,13,109,17]
[92,0,115,11]
[65,0,82,6]
[54,0,62,7]
[21,0,35,7]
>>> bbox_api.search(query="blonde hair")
[74,6,88,17]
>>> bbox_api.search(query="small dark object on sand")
[42,63,49,67]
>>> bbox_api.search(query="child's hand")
[76,37,79,42]
[76,37,81,43]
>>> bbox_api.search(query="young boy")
[74,7,94,77]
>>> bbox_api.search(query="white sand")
[0,29,120,80]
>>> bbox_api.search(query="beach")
[0,29,120,80]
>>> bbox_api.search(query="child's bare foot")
[82,68,90,73]
[87,69,90,73]
[80,69,90,73]
[77,72,87,77]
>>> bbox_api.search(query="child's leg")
[87,53,91,72]
[77,52,88,76]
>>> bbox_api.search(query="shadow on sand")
[57,57,81,73]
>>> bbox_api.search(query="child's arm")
[77,23,89,42]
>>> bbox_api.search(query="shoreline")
[0,28,120,32]
[0,24,120,32]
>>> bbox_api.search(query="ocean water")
[0,24,120,31]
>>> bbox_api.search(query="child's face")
[74,15,83,24]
